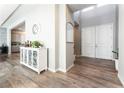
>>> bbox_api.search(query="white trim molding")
[48,68,57,72]
[58,68,66,73]
[59,64,74,73]
[66,64,74,72]
[7,18,26,54]
[118,73,124,86]
[48,64,74,73]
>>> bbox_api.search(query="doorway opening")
[81,24,113,60]
[11,21,25,54]
[67,4,118,60]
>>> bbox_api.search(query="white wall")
[118,5,124,86]
[55,5,59,70]
[66,43,75,70]
[2,5,56,72]
[58,5,67,72]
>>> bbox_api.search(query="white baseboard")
[48,64,74,73]
[118,73,124,86]
[48,68,56,72]
[66,64,74,72]
[58,68,66,73]
[80,55,95,59]
[59,64,74,73]
[115,59,119,71]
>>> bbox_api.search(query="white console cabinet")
[20,47,47,74]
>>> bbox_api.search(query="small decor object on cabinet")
[20,47,47,74]
[24,40,31,47]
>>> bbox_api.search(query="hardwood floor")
[0,53,122,88]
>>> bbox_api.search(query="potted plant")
[31,41,44,48]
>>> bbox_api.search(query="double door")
[81,24,113,60]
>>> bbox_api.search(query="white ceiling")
[0,4,19,25]
[68,4,96,12]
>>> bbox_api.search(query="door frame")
[7,19,25,54]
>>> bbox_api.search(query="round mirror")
[32,24,39,35]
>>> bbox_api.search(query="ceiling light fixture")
[82,6,95,12]
[97,4,108,7]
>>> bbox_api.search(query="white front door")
[81,23,113,60]
[95,24,113,59]
[81,27,95,57]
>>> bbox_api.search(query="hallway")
[0,54,122,88]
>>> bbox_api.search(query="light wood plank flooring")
[0,53,122,88]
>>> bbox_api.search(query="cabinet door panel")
[33,51,38,68]
[20,49,23,62]
[28,50,32,66]
[24,50,27,64]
